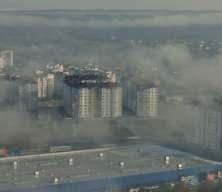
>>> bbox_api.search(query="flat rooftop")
[64,74,119,88]
[0,144,214,191]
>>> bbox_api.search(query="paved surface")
[0,144,212,191]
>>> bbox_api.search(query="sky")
[0,0,222,10]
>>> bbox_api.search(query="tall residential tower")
[124,82,159,118]
[64,67,122,119]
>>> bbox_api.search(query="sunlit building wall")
[64,85,122,119]
[111,87,122,118]
[136,87,159,118]
[37,74,55,99]
[37,76,47,99]
[124,83,159,118]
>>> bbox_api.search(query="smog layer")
[1,10,222,154]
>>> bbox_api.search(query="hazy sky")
[0,0,222,10]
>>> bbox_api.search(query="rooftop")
[0,144,214,191]
[64,74,119,88]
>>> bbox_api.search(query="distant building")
[76,88,98,119]
[37,76,47,99]
[18,80,38,112]
[63,67,122,119]
[37,73,55,99]
[171,104,222,151]
[37,100,64,121]
[36,65,64,100]
[54,72,64,99]
[195,108,222,151]
[64,84,122,119]
[136,87,159,118]
[110,87,123,117]
[46,63,64,73]
[0,50,14,70]
[101,87,122,118]
[124,82,159,118]
[101,88,112,118]
[46,74,55,99]
[0,80,18,106]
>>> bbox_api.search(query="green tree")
[197,181,218,192]
[172,183,190,192]
[159,184,173,192]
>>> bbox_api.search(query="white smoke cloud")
[120,43,222,95]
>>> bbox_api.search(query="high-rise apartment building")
[101,87,122,118]
[0,50,14,70]
[200,109,222,151]
[37,73,55,99]
[101,88,112,118]
[172,104,222,151]
[111,87,123,117]
[64,85,122,119]
[46,74,55,99]
[54,72,64,99]
[124,82,159,118]
[63,67,122,119]
[18,80,38,112]
[37,76,47,99]
[136,87,159,118]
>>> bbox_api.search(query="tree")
[172,183,190,192]
[159,184,173,192]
